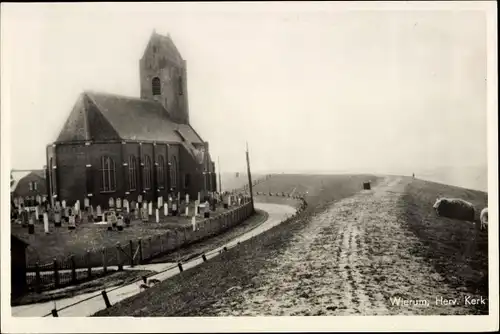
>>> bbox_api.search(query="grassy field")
[399,177,489,300]
[12,203,237,265]
[253,173,379,199]
[93,174,377,316]
[220,172,267,192]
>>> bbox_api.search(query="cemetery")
[11,191,252,293]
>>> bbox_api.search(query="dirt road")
[209,177,482,316]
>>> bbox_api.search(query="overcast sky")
[2,2,491,175]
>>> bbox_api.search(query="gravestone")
[124,212,131,226]
[108,197,115,209]
[141,207,149,222]
[96,205,102,221]
[172,202,178,216]
[43,213,49,233]
[54,208,62,227]
[204,201,210,218]
[68,214,76,230]
[108,211,118,228]
[191,216,197,231]
[35,206,40,222]
[116,214,124,231]
[63,207,70,222]
[116,198,122,210]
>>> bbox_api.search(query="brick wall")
[53,142,202,208]
[56,143,88,205]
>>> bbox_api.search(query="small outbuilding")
[11,235,29,299]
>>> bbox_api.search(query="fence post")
[86,250,92,279]
[53,258,59,288]
[51,309,59,317]
[71,255,77,284]
[102,248,108,274]
[101,290,112,308]
[129,240,134,267]
[116,243,123,271]
[138,239,143,264]
[35,262,41,293]
[148,237,152,259]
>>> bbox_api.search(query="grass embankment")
[400,177,489,306]
[93,174,377,316]
[11,204,235,265]
[12,270,153,306]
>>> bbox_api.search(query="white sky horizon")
[2,3,490,176]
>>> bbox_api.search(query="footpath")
[12,202,296,317]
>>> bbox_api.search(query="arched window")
[128,156,137,191]
[170,156,178,189]
[178,76,183,95]
[143,155,152,190]
[157,156,165,189]
[100,156,116,193]
[152,77,161,96]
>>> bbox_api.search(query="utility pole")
[218,157,222,193]
[246,142,255,213]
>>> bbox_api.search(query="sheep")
[480,207,488,230]
[147,278,161,285]
[139,277,161,291]
[433,197,476,222]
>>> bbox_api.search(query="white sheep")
[480,207,488,230]
[433,197,476,222]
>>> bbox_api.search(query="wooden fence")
[25,199,254,292]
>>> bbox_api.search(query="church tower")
[140,31,190,124]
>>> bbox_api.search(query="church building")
[46,32,217,207]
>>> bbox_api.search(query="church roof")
[55,91,203,145]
